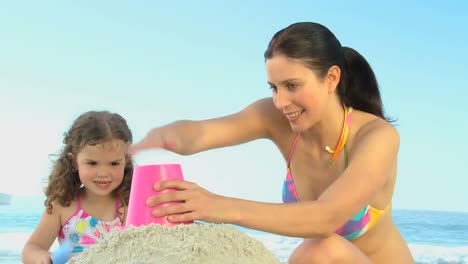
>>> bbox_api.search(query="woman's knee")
[288,235,370,264]
[289,238,335,264]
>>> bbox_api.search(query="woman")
[130,22,414,263]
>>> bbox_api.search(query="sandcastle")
[68,223,284,264]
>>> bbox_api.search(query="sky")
[1,1,467,212]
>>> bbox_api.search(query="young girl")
[130,22,414,263]
[22,110,134,264]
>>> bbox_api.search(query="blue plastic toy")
[51,240,74,264]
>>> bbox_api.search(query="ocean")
[1,195,467,263]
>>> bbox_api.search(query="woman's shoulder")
[352,110,399,148]
[250,97,293,136]
[247,98,296,157]
[249,97,283,120]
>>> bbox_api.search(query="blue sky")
[1,1,467,212]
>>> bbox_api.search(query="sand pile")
[68,223,283,264]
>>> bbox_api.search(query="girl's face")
[266,55,335,132]
[74,139,127,197]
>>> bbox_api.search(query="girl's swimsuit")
[58,194,122,255]
[282,111,389,240]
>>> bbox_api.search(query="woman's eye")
[269,85,277,92]
[287,83,298,90]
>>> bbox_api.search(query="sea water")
[1,195,467,263]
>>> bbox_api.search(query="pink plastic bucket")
[125,164,193,227]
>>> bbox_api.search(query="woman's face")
[266,55,331,132]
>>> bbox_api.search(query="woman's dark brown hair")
[265,22,392,121]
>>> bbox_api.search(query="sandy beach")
[68,223,285,264]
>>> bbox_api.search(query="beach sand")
[68,223,285,264]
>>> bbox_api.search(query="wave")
[411,244,468,264]
[250,232,468,263]
[1,232,467,264]
[0,232,59,257]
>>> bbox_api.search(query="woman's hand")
[128,126,179,155]
[146,179,237,224]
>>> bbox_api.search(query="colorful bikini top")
[282,107,389,240]
[58,193,122,255]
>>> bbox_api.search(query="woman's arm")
[130,97,281,155]
[152,120,399,238]
[22,203,63,264]
[231,121,399,237]
[151,181,333,237]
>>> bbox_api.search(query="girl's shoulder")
[49,197,78,209]
[49,199,79,225]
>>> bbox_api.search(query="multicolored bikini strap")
[325,106,353,165]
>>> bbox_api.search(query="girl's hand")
[35,252,52,264]
[146,179,237,224]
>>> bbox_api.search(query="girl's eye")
[87,161,97,166]
[111,162,120,166]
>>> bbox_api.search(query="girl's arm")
[22,202,63,264]
[121,206,128,225]
[130,98,282,155]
